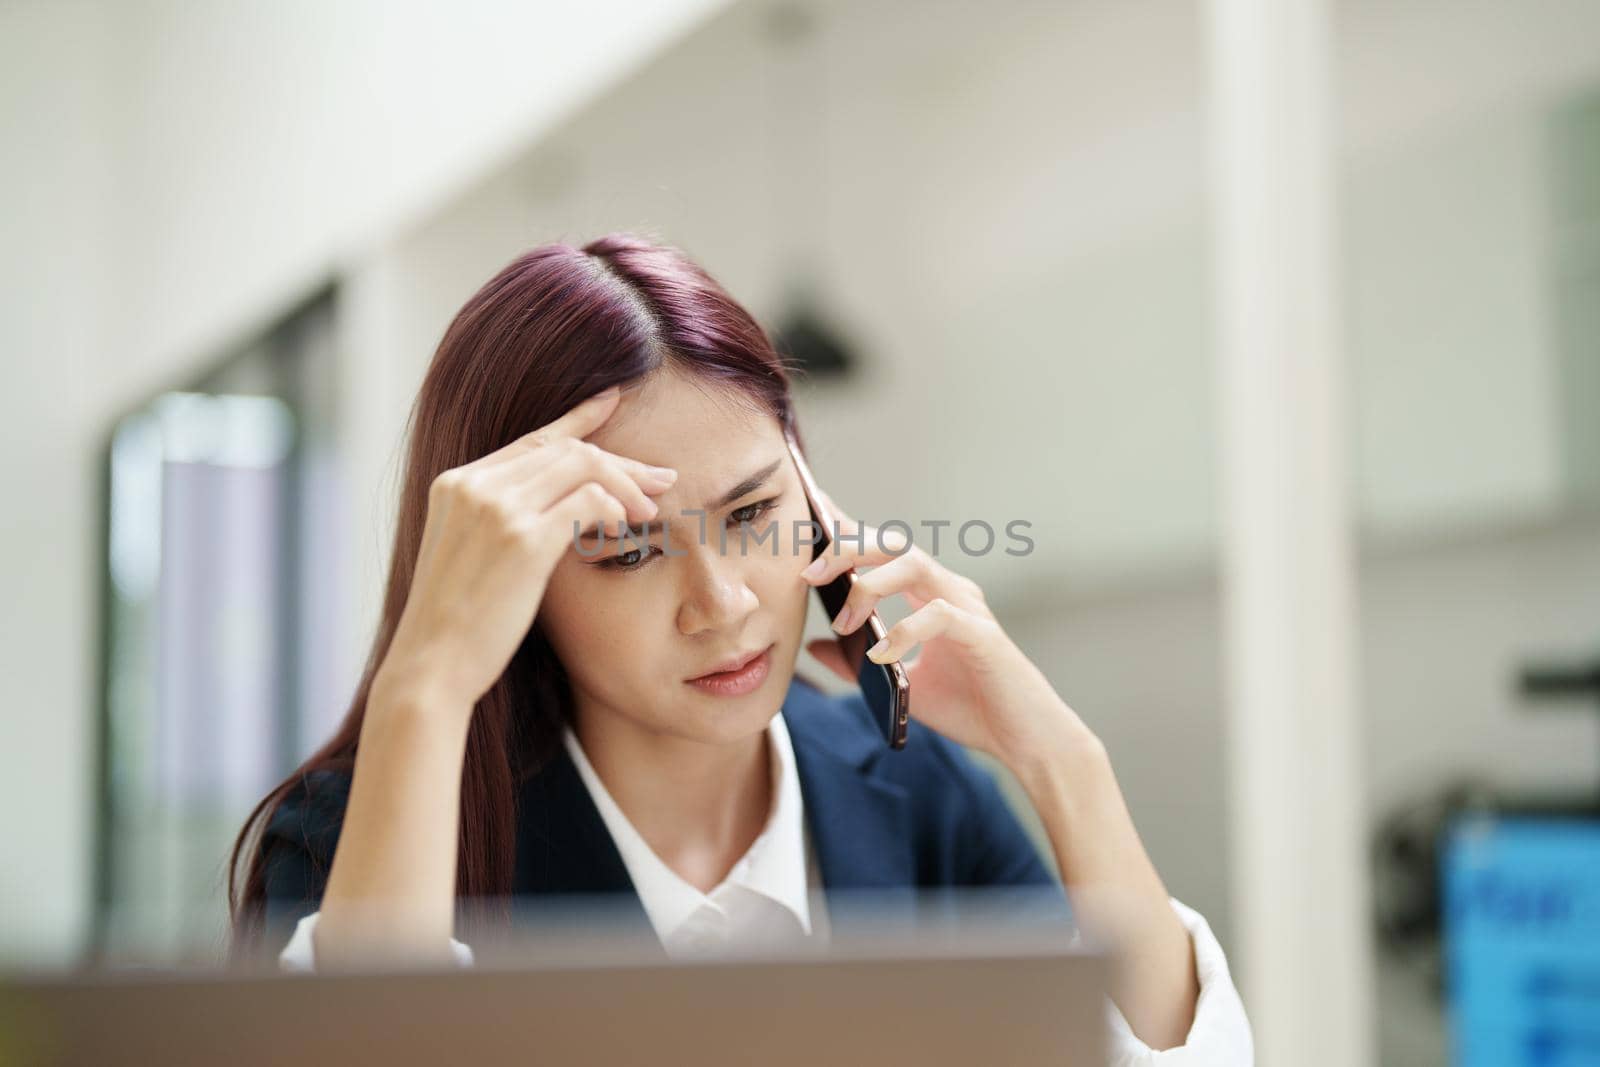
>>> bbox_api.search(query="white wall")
[100,0,734,424]
[360,0,1600,595]
[0,0,112,965]
[354,0,1216,608]
[1339,0,1600,539]
[0,0,732,963]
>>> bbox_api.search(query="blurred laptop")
[2,889,1109,1066]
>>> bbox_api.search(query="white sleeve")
[1101,897,1255,1066]
[278,910,477,972]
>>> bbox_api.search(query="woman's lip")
[689,644,769,680]
[685,644,774,696]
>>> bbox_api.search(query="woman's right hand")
[313,385,672,969]
[373,385,676,714]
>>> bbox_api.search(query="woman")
[229,233,1252,1062]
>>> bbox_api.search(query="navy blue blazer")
[259,674,1072,954]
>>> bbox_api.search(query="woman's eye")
[603,544,660,573]
[600,497,780,574]
[729,497,780,525]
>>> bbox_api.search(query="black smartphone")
[784,428,911,749]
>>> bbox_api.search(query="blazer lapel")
[512,743,660,946]
[781,679,919,934]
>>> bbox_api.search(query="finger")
[511,440,664,528]
[801,517,912,584]
[474,385,633,471]
[804,638,856,685]
[542,481,629,552]
[454,452,669,554]
[537,385,627,444]
[826,549,985,636]
[480,437,678,509]
[612,453,679,488]
[865,597,997,664]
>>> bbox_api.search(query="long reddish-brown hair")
[228,232,808,954]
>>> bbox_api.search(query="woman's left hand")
[799,489,1095,778]
[800,491,1203,1050]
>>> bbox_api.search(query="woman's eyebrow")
[701,457,784,511]
[589,457,787,546]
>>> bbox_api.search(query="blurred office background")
[4,1,1600,1064]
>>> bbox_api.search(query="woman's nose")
[676,547,760,636]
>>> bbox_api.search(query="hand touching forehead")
[585,372,786,522]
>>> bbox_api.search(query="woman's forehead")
[585,374,775,470]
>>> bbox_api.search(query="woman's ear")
[805,637,856,685]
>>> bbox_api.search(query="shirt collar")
[560,711,812,942]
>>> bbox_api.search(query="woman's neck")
[572,708,774,894]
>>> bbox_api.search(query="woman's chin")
[676,675,792,744]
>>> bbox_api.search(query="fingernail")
[832,606,855,634]
[802,556,827,580]
[866,638,889,661]
[644,466,677,485]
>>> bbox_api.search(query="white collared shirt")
[559,710,831,957]
[279,712,1254,1064]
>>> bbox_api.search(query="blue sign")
[1443,816,1600,1066]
